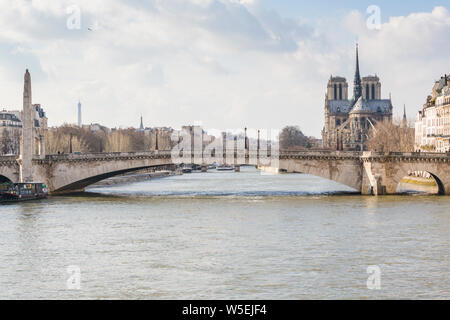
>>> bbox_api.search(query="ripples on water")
[0,167,449,299]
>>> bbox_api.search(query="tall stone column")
[20,69,34,182]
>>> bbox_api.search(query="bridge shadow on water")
[44,165,449,199]
[59,169,363,199]
[52,191,125,199]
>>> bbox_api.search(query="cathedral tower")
[327,76,348,101]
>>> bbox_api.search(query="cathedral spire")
[353,43,362,102]
[139,115,144,130]
[402,104,407,128]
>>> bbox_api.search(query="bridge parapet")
[42,151,173,162]
[0,155,19,164]
[361,151,450,162]
[11,150,449,166]
[4,150,450,196]
[41,150,276,164]
[279,150,362,159]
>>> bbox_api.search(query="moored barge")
[0,182,48,203]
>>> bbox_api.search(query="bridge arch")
[277,155,363,192]
[0,174,13,183]
[0,164,18,184]
[394,170,445,195]
[40,154,174,193]
[429,173,445,195]
[388,163,446,195]
[53,165,163,193]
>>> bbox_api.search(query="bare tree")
[46,124,90,154]
[104,129,132,152]
[0,129,13,155]
[367,119,415,152]
[279,126,312,150]
[11,130,21,155]
[45,124,161,154]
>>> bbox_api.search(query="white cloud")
[343,6,450,119]
[0,1,448,136]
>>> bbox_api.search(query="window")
[371,84,375,99]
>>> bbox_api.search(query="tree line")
[0,129,21,155]
[366,118,415,152]
[0,121,417,156]
[45,125,168,154]
[279,120,415,152]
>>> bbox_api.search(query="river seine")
[0,167,448,299]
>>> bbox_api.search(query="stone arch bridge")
[1,151,449,195]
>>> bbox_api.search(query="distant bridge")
[1,150,449,195]
[275,151,450,195]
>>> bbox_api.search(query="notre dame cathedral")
[322,45,393,151]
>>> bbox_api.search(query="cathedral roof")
[350,97,372,114]
[328,100,351,113]
[350,97,392,114]
[328,97,392,115]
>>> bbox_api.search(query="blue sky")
[261,0,447,21]
[0,0,449,137]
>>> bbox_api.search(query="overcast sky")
[0,0,449,136]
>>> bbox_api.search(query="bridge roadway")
[1,151,450,195]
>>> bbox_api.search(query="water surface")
[1,167,449,299]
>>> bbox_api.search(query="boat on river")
[0,182,48,203]
[216,165,234,171]
[180,165,193,173]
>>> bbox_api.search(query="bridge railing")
[44,151,173,160]
[279,150,362,157]
[361,151,450,158]
[29,149,450,162]
[0,155,19,163]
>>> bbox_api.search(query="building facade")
[322,45,393,150]
[415,74,450,152]
[0,110,22,155]
[0,104,47,156]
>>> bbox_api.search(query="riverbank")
[397,175,439,194]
